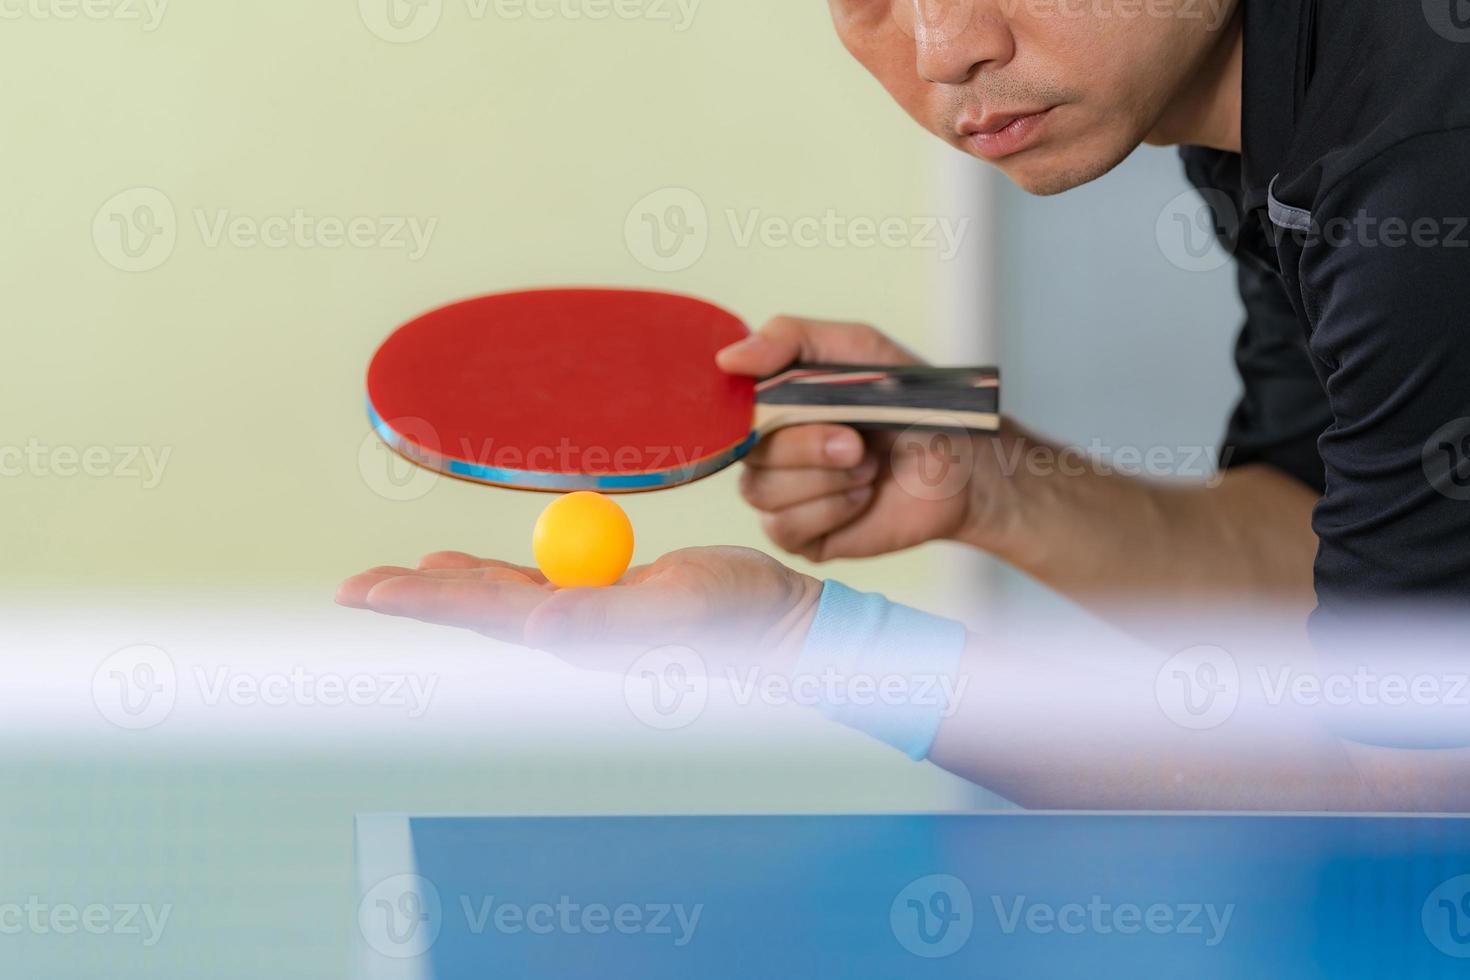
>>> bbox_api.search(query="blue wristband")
[795,580,969,761]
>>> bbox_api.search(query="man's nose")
[903,0,1013,84]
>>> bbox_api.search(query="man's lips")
[958,107,1055,160]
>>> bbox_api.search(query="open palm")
[337,546,821,670]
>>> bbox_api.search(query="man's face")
[830,0,1236,195]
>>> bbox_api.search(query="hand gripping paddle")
[366,288,1000,492]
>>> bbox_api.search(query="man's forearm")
[959,427,1320,622]
[926,633,1470,812]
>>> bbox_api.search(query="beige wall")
[0,15,1001,976]
[1,0,965,610]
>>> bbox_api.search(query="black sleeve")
[1177,146,1333,493]
[1297,130,1470,630]
[1219,236,1333,494]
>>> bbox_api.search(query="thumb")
[716,316,916,377]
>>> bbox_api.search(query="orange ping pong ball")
[532,491,635,589]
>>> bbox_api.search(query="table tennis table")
[355,811,1470,978]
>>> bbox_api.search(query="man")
[340,0,1470,809]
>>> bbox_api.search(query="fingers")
[357,574,550,643]
[759,486,875,556]
[715,316,921,377]
[335,566,415,608]
[336,551,549,639]
[416,551,548,583]
[740,457,879,511]
[738,427,879,560]
[743,424,865,469]
[415,550,489,570]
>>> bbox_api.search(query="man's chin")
[993,141,1134,197]
[1003,167,1082,197]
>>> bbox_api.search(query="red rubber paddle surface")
[367,289,756,480]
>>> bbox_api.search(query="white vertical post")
[935,147,1001,627]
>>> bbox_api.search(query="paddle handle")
[753,364,1000,434]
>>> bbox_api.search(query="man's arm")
[723,319,1323,640]
[927,628,1470,811]
[958,424,1320,626]
[340,550,1470,811]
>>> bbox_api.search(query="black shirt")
[1180,0,1470,631]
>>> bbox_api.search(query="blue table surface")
[354,812,1470,979]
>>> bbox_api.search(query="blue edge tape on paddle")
[368,401,759,492]
[797,581,969,762]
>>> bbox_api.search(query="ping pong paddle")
[366,288,1000,492]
